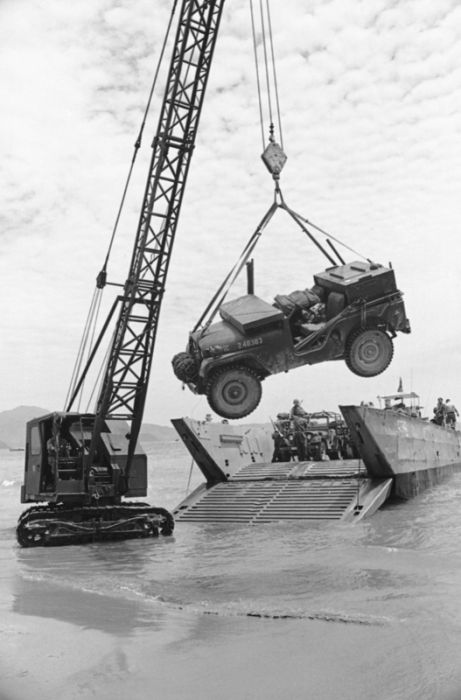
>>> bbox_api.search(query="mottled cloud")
[1,0,461,422]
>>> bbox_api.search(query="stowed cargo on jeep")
[172,260,411,420]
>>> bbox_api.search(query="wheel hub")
[223,380,247,405]
[359,339,380,363]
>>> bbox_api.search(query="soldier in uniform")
[432,397,446,426]
[290,399,307,419]
[292,416,309,461]
[271,414,292,462]
[45,432,71,488]
[445,399,459,429]
[46,436,57,488]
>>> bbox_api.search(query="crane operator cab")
[172,260,411,420]
[21,412,148,506]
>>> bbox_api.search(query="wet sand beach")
[3,579,461,700]
[2,444,461,700]
[3,577,460,700]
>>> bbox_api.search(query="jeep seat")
[325,291,346,320]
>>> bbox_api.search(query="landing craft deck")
[172,418,392,524]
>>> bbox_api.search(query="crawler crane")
[17,0,226,546]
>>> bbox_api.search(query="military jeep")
[172,260,410,419]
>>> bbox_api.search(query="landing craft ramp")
[172,419,392,524]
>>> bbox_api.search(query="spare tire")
[206,365,262,419]
[172,352,198,383]
[346,328,393,377]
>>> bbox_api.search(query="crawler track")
[17,502,174,547]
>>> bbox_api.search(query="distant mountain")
[139,422,177,442]
[0,406,49,449]
[0,406,270,449]
[0,406,177,449]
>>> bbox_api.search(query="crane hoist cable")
[65,0,179,411]
[193,1,372,335]
[250,0,284,153]
[250,2,265,150]
[64,287,101,410]
[248,2,372,264]
[77,288,104,412]
[251,0,287,184]
[84,332,115,415]
[101,0,179,275]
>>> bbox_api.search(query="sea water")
[1,443,461,699]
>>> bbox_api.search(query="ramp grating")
[175,479,361,524]
[231,459,366,481]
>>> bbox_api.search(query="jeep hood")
[192,321,244,355]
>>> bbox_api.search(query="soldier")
[290,399,307,419]
[445,399,459,429]
[43,436,57,490]
[45,433,71,488]
[271,414,292,462]
[271,430,285,462]
[292,416,309,461]
[432,397,446,426]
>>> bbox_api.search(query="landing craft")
[172,390,461,525]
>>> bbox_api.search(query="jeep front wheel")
[206,366,262,419]
[346,329,393,377]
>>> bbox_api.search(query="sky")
[1,0,461,425]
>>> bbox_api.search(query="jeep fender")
[346,315,391,342]
[199,353,269,384]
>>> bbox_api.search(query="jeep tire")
[346,328,393,377]
[206,365,262,419]
[172,351,198,383]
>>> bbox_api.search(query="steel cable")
[283,204,373,262]
[102,0,179,272]
[65,0,179,409]
[250,0,266,149]
[259,0,274,129]
[193,201,280,332]
[77,287,105,412]
[265,0,284,149]
[65,287,100,410]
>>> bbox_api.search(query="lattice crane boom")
[91,0,226,466]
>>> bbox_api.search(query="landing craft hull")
[340,405,461,499]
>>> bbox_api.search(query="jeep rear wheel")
[346,329,393,377]
[206,366,262,419]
